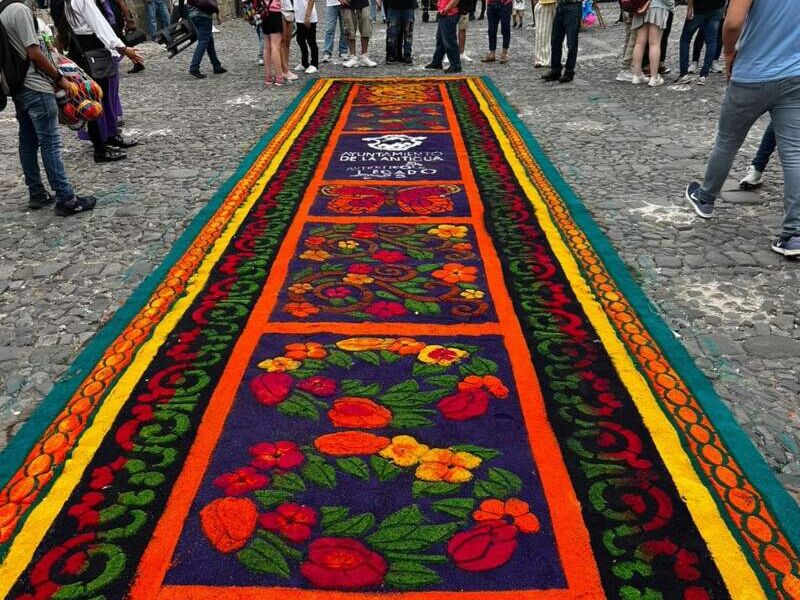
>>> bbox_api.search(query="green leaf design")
[370,455,403,482]
[384,553,449,564]
[354,350,381,365]
[450,445,501,460]
[473,479,508,499]
[381,390,445,408]
[303,359,328,371]
[430,497,476,520]
[375,290,400,301]
[341,379,382,396]
[404,299,441,316]
[425,374,460,389]
[290,266,314,282]
[384,380,419,394]
[276,393,320,421]
[459,356,499,377]
[415,263,441,273]
[326,349,355,368]
[447,343,480,353]
[379,349,402,363]
[257,530,303,560]
[473,468,523,499]
[336,457,370,480]
[320,506,350,527]
[391,410,436,428]
[254,489,296,509]
[237,538,290,578]
[411,481,462,498]
[382,505,424,527]
[323,512,376,537]
[384,561,442,589]
[301,458,337,489]
[406,248,435,260]
[271,472,306,493]
[412,363,448,378]
[368,522,459,552]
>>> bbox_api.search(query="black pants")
[296,22,319,68]
[487,2,511,51]
[691,15,722,62]
[470,0,485,18]
[550,1,580,75]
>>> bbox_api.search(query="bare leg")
[281,19,292,75]
[264,31,272,81]
[458,28,465,54]
[631,23,647,75]
[360,36,369,54]
[647,23,663,76]
[271,33,284,81]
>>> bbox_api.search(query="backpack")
[0,0,31,111]
[241,0,267,26]
[619,0,649,14]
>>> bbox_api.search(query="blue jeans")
[189,11,222,72]
[679,8,723,77]
[386,7,414,60]
[13,88,74,204]
[256,25,264,58]
[699,77,800,238]
[431,13,460,69]
[323,4,349,57]
[145,0,171,39]
[753,121,777,173]
[487,2,511,52]
[550,1,580,76]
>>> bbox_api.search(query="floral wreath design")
[200,338,541,590]
[320,185,462,216]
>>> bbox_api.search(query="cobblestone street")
[1,3,798,504]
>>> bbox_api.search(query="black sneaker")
[213,66,227,74]
[559,73,574,83]
[94,147,127,163]
[444,66,462,73]
[106,135,139,149]
[28,193,54,210]
[424,62,443,70]
[189,70,207,79]
[54,195,97,216]
[541,70,561,81]
[685,181,714,219]
[771,235,800,257]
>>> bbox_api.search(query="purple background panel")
[164,334,568,591]
[324,133,462,181]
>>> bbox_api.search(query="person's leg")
[549,4,564,73]
[537,3,553,66]
[344,9,357,56]
[713,16,723,61]
[296,23,309,67]
[369,0,376,21]
[270,32,284,80]
[691,26,704,63]
[156,0,171,31]
[264,28,273,79]
[752,121,777,173]
[658,9,671,65]
[646,23,663,77]
[190,14,210,72]
[13,95,48,205]
[500,2,511,54]
[487,3,499,54]
[145,0,157,38]
[386,7,399,59]
[358,9,372,55]
[206,28,222,69]
[478,0,485,18]
[337,9,349,55]
[562,1,580,76]
[431,19,445,65]
[630,23,647,75]
[698,8,721,77]
[770,79,800,240]
[323,5,336,56]
[282,17,292,72]
[308,23,319,66]
[458,17,466,54]
[442,14,461,68]
[679,15,701,75]
[402,8,414,60]
[257,26,265,60]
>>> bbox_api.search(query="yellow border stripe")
[467,78,766,599]
[0,80,333,597]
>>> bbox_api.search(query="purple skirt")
[78,59,123,142]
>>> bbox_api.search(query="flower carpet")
[0,77,799,599]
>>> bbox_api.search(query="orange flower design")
[285,302,320,318]
[328,397,393,428]
[284,342,328,360]
[387,338,426,356]
[432,263,478,284]
[314,431,391,456]
[458,375,510,399]
[336,337,395,352]
[452,242,473,252]
[300,249,332,262]
[473,498,540,534]
[200,497,258,553]
[306,236,328,246]
[414,448,482,483]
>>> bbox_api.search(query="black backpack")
[0,0,32,111]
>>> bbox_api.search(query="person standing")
[282,0,299,79]
[322,0,348,61]
[627,0,674,86]
[532,0,554,67]
[512,0,524,27]
[294,0,318,72]
[143,0,170,39]
[424,0,460,72]
[482,0,512,63]
[261,0,284,83]
[540,0,581,83]
[1,0,97,214]
[685,0,800,256]
[341,0,378,67]
[186,0,226,78]
[385,0,415,63]
[675,0,724,84]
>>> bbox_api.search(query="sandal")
[499,54,509,64]
[481,54,496,62]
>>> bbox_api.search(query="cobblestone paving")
[1,5,798,501]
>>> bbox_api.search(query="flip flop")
[499,55,509,64]
[481,55,496,62]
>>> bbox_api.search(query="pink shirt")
[437,0,459,15]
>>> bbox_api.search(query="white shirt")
[294,0,317,21]
[66,0,124,56]
[326,0,340,7]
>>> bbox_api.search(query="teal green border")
[0,79,317,494]
[478,75,800,554]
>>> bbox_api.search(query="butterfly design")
[321,185,462,215]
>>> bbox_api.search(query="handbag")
[618,0,648,13]
[123,27,147,46]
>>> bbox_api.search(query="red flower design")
[347,263,373,274]
[212,466,270,496]
[259,503,318,543]
[352,224,378,239]
[298,375,337,397]
[200,497,258,553]
[300,537,388,589]
[250,373,294,406]
[249,441,305,471]
[371,249,408,263]
[324,286,353,298]
[447,520,518,571]
[437,389,491,421]
[365,301,407,319]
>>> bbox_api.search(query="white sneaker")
[615,70,634,82]
[295,63,307,71]
[460,52,473,62]
[739,165,764,190]
[696,76,707,85]
[284,71,299,80]
[342,56,358,68]
[688,61,698,74]
[258,57,264,65]
[305,65,318,74]
[648,74,664,87]
[631,73,649,85]
[359,54,377,67]
[322,53,331,63]
[710,60,723,73]
[674,73,694,84]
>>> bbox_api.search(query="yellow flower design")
[257,356,301,372]
[342,273,375,285]
[415,448,482,483]
[417,345,468,367]
[288,283,314,294]
[300,250,332,262]
[427,224,469,239]
[337,240,360,250]
[459,289,485,300]
[380,435,431,467]
[336,338,396,352]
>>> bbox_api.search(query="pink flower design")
[365,301,407,319]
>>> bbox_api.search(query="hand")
[304,15,310,25]
[123,46,144,65]
[58,78,78,97]
[685,6,693,19]
[725,49,735,80]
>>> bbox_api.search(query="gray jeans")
[699,76,800,238]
